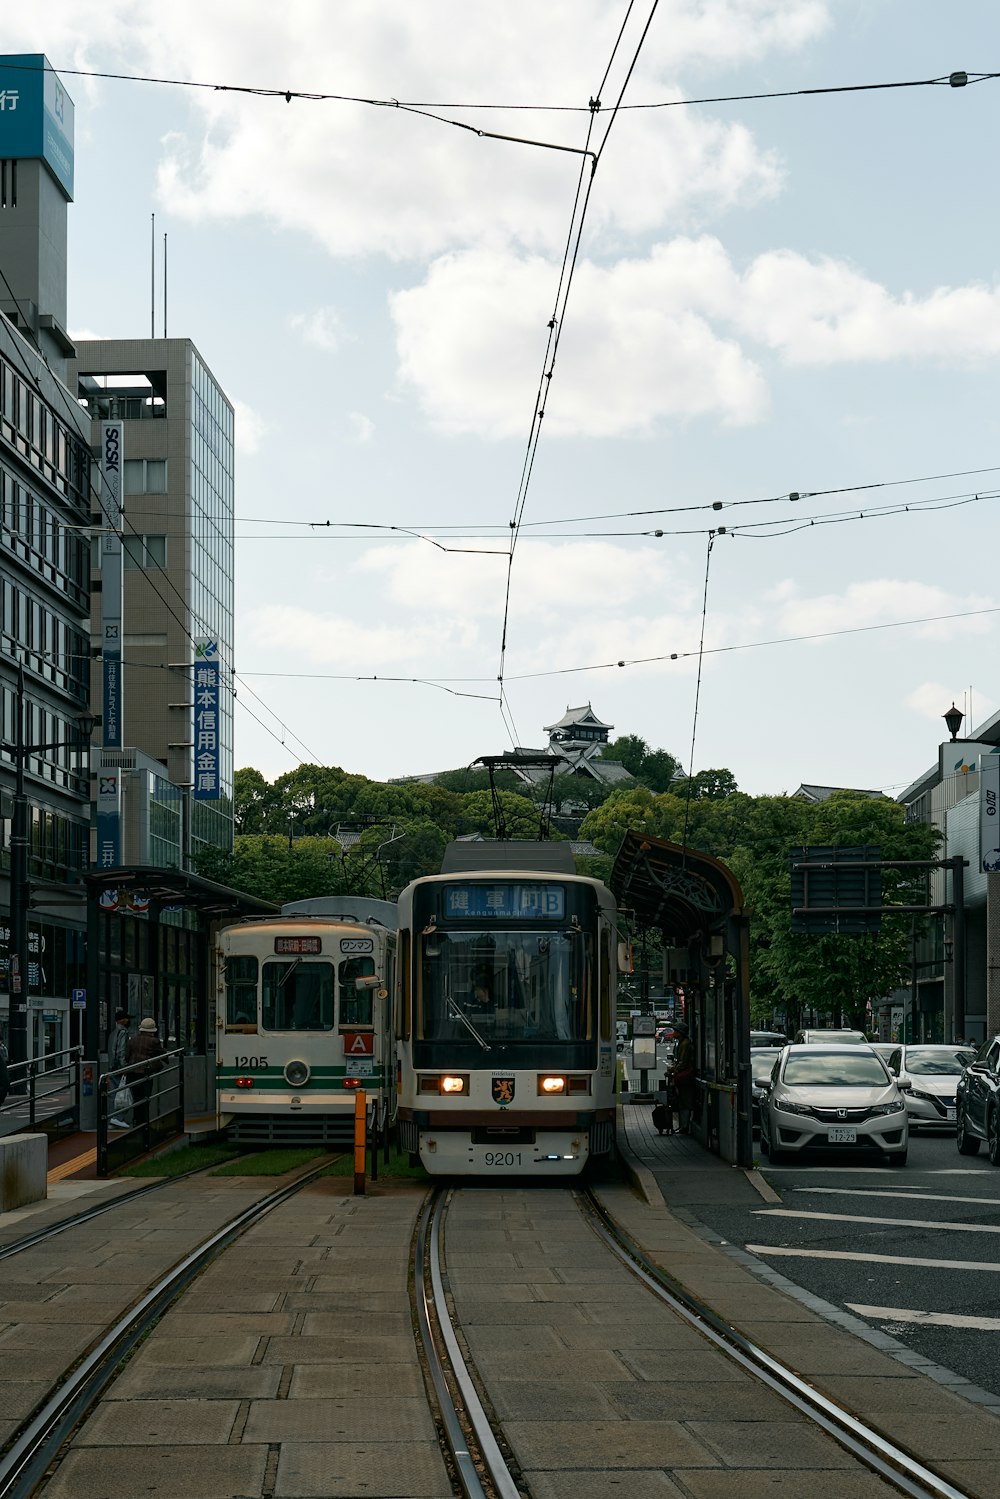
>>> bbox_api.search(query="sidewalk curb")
[615,1122,665,1210]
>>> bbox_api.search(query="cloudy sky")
[10,3,1000,795]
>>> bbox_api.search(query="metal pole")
[8,662,29,1086]
[953,857,967,1042]
[353,1089,366,1195]
[910,917,918,1045]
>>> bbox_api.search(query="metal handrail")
[97,1046,186,1177]
[0,1046,83,1128]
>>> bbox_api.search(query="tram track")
[413,1188,521,1499]
[0,1157,336,1499]
[578,1186,968,1499]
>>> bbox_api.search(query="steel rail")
[0,1178,173,1262]
[579,1188,968,1499]
[0,1158,334,1499]
[413,1188,520,1499]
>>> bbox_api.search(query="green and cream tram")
[215,897,396,1145]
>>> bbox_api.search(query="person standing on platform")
[125,1017,166,1130]
[108,1008,131,1077]
[671,1021,696,1135]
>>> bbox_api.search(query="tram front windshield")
[418,928,594,1062]
[262,960,335,1031]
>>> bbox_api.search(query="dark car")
[956,1035,1000,1163]
[750,1048,779,1135]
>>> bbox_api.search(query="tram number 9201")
[483,1151,522,1167]
[234,1056,268,1069]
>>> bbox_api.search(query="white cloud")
[231,397,268,454]
[735,251,1000,364]
[348,412,375,443]
[244,602,479,668]
[770,579,994,642]
[389,236,1000,438]
[288,306,344,351]
[3,2,820,263]
[390,246,768,437]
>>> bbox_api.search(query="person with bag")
[670,1021,696,1135]
[125,1017,166,1131]
[108,1009,133,1128]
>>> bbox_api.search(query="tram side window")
[262,960,335,1031]
[225,955,258,1030]
[339,957,375,1026]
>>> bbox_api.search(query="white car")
[886,1044,976,1131]
[760,1044,908,1166]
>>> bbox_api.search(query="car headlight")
[908,1089,933,1102]
[773,1099,812,1116]
[872,1099,905,1115]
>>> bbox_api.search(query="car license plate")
[946,1108,956,1121]
[827,1127,857,1143]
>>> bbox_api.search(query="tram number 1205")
[234,1056,268,1068]
[484,1151,522,1166]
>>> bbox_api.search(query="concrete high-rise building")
[68,340,236,866]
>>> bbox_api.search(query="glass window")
[904,1048,967,1076]
[225,955,258,1028]
[123,459,145,496]
[145,534,166,568]
[146,460,167,493]
[417,928,593,1046]
[123,535,144,570]
[782,1052,892,1087]
[339,957,375,1026]
[262,959,335,1031]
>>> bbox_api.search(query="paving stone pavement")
[9,1145,1000,1498]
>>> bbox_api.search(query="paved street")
[689,1130,1000,1399]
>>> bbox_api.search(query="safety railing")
[0,1046,82,1138]
[96,1047,185,1177]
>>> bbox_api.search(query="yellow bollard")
[353,1089,366,1195]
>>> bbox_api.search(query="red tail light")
[235,1076,255,1089]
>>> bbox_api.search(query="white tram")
[215,897,397,1146]
[395,847,618,1176]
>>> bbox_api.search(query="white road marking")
[755,1208,1000,1233]
[745,1244,1000,1272]
[791,1186,1000,1208]
[846,1303,1000,1331]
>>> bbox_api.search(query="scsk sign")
[980,755,1000,873]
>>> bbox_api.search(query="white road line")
[755,1208,1000,1233]
[791,1186,1000,1207]
[846,1303,1000,1331]
[745,1244,1000,1272]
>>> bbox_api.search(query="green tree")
[233,767,279,835]
[194,835,357,906]
[601,734,649,777]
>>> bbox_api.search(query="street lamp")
[943,703,965,741]
[4,660,96,1074]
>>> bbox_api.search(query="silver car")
[760,1044,909,1166]
[887,1044,976,1131]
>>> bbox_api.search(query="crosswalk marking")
[755,1208,1000,1234]
[790,1186,1000,1208]
[746,1243,1000,1272]
[846,1303,1000,1331]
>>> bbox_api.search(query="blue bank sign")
[0,54,74,199]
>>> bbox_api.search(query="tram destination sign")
[443,883,566,921]
[274,936,322,955]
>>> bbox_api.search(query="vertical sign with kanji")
[193,640,220,801]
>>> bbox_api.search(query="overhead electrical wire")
[498,0,660,750]
[0,262,320,766]
[1,54,991,118]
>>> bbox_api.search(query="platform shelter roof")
[610,829,745,943]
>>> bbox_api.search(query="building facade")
[68,339,236,866]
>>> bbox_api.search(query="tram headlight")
[284,1059,311,1088]
[235,1077,255,1089]
[539,1075,567,1095]
[441,1075,466,1094]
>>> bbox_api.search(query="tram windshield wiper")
[446,995,491,1052]
[276,957,302,989]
